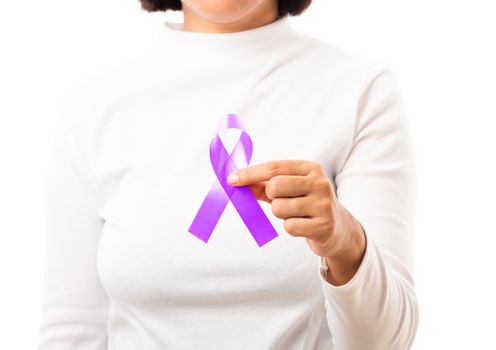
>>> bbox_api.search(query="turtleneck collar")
[149,15,302,59]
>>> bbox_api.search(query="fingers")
[228,160,315,186]
[283,217,312,237]
[265,175,312,200]
[283,216,331,242]
[271,196,315,219]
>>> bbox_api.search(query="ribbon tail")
[188,180,229,243]
[230,186,279,247]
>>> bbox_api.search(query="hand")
[227,160,367,285]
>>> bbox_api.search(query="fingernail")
[227,173,239,184]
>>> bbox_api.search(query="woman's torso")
[86,24,383,349]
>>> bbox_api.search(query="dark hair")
[139,0,313,19]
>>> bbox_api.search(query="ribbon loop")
[188,113,279,247]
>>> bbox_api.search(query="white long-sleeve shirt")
[38,15,418,349]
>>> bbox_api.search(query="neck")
[182,3,279,33]
[151,13,300,61]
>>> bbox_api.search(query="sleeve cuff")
[317,228,373,295]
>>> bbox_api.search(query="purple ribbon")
[188,113,279,247]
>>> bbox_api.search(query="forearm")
[317,67,419,349]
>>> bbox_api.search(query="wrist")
[323,206,366,285]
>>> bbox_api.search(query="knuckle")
[296,177,308,192]
[271,198,281,217]
[309,161,322,172]
[314,218,333,241]
[266,162,279,178]
[292,198,304,212]
[321,217,334,234]
[266,177,281,199]
[313,177,330,192]
[322,217,333,231]
[319,198,333,214]
[271,199,285,218]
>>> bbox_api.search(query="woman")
[38,0,418,349]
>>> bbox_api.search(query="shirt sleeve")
[38,84,110,349]
[317,68,419,349]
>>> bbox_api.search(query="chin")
[182,0,267,23]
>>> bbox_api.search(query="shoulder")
[63,52,157,105]
[291,34,410,134]
[293,33,400,97]
[56,52,159,129]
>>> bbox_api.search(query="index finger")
[227,160,314,186]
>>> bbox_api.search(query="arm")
[224,65,419,349]
[317,68,419,349]
[37,85,110,349]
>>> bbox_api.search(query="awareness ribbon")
[188,113,279,247]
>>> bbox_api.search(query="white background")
[0,0,495,348]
